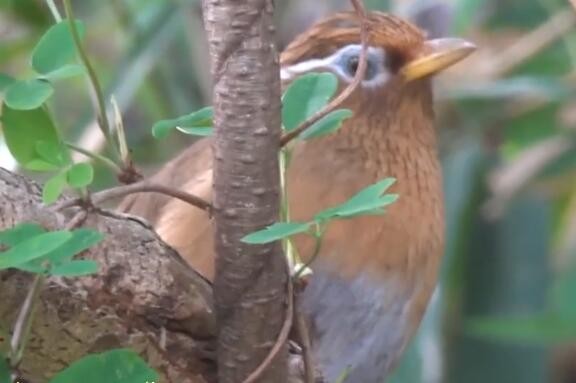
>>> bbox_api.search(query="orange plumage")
[119,11,474,382]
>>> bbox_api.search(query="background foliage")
[1,0,576,382]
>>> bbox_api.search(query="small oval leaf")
[50,260,99,277]
[0,223,45,247]
[282,73,338,132]
[4,79,54,110]
[0,105,63,166]
[32,20,85,75]
[0,231,73,269]
[42,64,86,81]
[300,109,353,140]
[66,162,94,188]
[43,172,68,204]
[241,222,311,244]
[49,349,158,383]
[152,106,214,139]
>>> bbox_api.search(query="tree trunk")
[202,0,288,382]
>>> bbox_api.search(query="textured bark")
[202,0,288,382]
[0,168,216,383]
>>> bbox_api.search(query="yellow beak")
[401,38,476,81]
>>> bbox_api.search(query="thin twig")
[65,142,123,174]
[280,0,369,146]
[45,0,62,22]
[51,181,213,213]
[10,274,44,365]
[62,0,119,160]
[294,291,316,383]
[241,272,294,383]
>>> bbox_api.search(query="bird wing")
[118,138,216,279]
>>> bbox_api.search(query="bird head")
[280,11,475,134]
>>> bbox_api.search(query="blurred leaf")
[6,0,50,27]
[0,356,9,383]
[152,106,213,139]
[42,228,103,265]
[0,73,15,92]
[448,77,569,101]
[300,109,353,140]
[31,20,85,75]
[315,178,398,220]
[4,79,54,110]
[42,64,86,81]
[551,266,576,319]
[25,159,61,171]
[66,162,94,188]
[0,231,72,269]
[502,103,560,159]
[35,140,70,166]
[467,315,576,344]
[42,172,67,204]
[282,72,338,132]
[242,222,311,244]
[0,223,45,246]
[49,349,158,383]
[176,126,213,137]
[20,228,103,273]
[50,260,99,277]
[0,105,62,166]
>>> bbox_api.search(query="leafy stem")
[65,142,123,174]
[62,0,119,160]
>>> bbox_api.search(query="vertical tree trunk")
[201,1,288,382]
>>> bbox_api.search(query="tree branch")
[52,181,213,214]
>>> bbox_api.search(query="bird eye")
[346,56,360,76]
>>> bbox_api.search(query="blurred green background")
[1,0,576,382]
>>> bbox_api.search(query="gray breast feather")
[300,270,411,383]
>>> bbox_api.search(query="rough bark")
[0,168,216,383]
[202,0,288,382]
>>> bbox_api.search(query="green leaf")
[0,356,10,383]
[25,159,61,171]
[49,349,158,383]
[42,64,86,81]
[300,109,353,140]
[31,20,85,75]
[466,315,576,344]
[0,73,15,92]
[19,228,103,274]
[282,72,338,132]
[315,178,398,220]
[0,105,62,166]
[42,228,104,265]
[176,126,213,136]
[50,260,99,277]
[0,223,45,246]
[0,231,73,269]
[43,172,67,204]
[241,222,311,244]
[152,106,213,139]
[66,162,94,188]
[4,79,54,110]
[35,140,70,167]
[448,77,569,101]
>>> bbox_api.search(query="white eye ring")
[281,44,390,89]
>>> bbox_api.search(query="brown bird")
[119,11,475,383]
